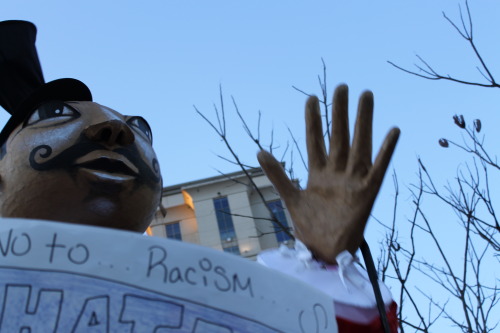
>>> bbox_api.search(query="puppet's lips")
[74,151,139,178]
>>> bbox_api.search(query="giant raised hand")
[258,84,400,264]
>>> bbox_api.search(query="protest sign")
[0,218,337,332]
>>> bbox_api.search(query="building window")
[214,197,240,255]
[165,222,182,240]
[214,197,236,241]
[267,200,292,243]
[223,245,240,255]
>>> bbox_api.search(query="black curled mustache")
[29,137,161,188]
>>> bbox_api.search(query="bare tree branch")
[388,1,500,90]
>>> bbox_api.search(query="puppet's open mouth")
[77,158,138,176]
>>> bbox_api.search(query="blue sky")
[2,1,500,328]
[2,1,499,187]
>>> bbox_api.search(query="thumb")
[257,150,299,201]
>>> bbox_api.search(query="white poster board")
[0,218,337,332]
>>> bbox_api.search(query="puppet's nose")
[84,120,135,146]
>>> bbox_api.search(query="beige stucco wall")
[151,169,295,260]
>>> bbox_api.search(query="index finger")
[305,96,327,170]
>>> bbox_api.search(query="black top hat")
[0,20,92,145]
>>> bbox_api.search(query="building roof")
[162,167,267,196]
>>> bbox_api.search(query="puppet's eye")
[25,101,80,126]
[127,116,153,143]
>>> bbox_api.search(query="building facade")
[149,168,294,260]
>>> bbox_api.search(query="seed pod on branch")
[473,119,481,133]
[453,114,466,129]
[439,138,449,148]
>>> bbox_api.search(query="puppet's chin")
[0,164,159,233]
[0,179,156,233]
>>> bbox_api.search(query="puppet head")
[0,20,162,232]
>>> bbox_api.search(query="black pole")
[360,239,391,333]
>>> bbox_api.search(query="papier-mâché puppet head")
[0,20,162,232]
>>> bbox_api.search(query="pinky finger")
[369,127,400,189]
